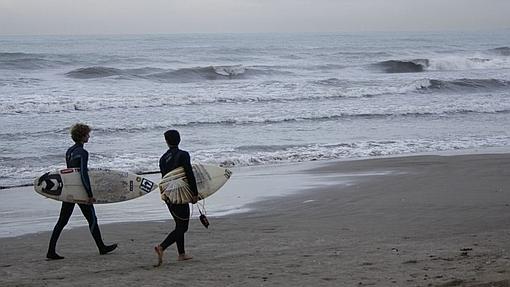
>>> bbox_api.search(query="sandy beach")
[1,153,510,286]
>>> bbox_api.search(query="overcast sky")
[1,0,509,35]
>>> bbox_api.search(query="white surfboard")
[34,168,158,204]
[159,164,232,204]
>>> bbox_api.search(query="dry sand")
[1,153,510,286]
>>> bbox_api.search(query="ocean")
[1,32,510,188]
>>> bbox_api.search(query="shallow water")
[0,162,348,238]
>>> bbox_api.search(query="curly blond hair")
[70,123,91,143]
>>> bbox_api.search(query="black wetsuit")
[159,147,198,254]
[47,143,108,255]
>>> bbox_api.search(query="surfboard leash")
[164,190,210,229]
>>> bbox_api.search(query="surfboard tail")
[162,178,193,204]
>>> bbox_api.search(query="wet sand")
[1,153,510,286]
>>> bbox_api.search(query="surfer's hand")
[191,195,198,204]
[88,197,96,204]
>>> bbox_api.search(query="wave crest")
[196,136,510,168]
[418,78,510,92]
[0,52,66,70]
[148,65,249,82]
[64,65,279,82]
[374,54,510,73]
[66,66,124,79]
[373,59,430,73]
[488,46,510,56]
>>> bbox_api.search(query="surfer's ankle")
[99,243,118,255]
[46,252,64,260]
[154,245,164,267]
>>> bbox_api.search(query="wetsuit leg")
[48,202,75,254]
[78,203,106,250]
[160,203,190,254]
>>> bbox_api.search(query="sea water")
[1,32,510,187]
[1,32,509,236]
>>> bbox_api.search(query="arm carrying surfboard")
[159,164,232,204]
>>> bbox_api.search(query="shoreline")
[2,145,510,191]
[1,152,510,286]
[1,148,510,239]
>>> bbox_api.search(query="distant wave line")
[64,65,290,82]
[3,77,508,115]
[1,108,509,139]
[419,78,510,91]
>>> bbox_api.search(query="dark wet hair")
[164,130,181,146]
[70,123,91,143]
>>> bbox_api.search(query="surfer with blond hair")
[154,129,198,267]
[46,123,117,260]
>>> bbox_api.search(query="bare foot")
[177,254,193,261]
[153,245,164,267]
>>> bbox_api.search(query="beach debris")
[459,247,472,257]
[437,279,464,287]
[357,281,376,286]
[431,257,454,261]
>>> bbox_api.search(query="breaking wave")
[65,65,283,82]
[198,136,510,167]
[373,59,430,73]
[2,77,509,115]
[373,54,510,73]
[0,89,376,115]
[4,135,509,188]
[147,65,250,82]
[488,47,510,56]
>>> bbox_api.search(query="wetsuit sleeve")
[159,156,165,177]
[79,150,93,198]
[181,152,198,196]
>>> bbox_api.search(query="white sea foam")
[428,55,510,71]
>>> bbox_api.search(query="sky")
[0,0,509,35]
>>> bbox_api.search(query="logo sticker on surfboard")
[140,178,154,193]
[37,172,64,196]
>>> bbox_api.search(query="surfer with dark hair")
[46,123,117,260]
[154,129,198,267]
